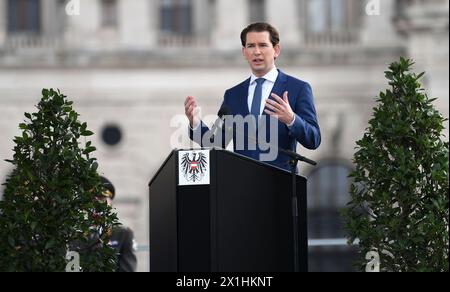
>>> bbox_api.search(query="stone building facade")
[0,0,448,271]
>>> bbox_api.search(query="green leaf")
[81,130,94,137]
[8,236,15,248]
[416,72,425,80]
[83,146,96,154]
[45,239,56,250]
[69,111,77,121]
[385,71,394,81]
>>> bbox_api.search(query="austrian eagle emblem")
[180,152,208,182]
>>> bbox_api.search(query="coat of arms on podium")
[178,150,210,186]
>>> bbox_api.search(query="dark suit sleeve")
[289,82,321,149]
[188,95,230,149]
[188,120,211,147]
[118,228,137,272]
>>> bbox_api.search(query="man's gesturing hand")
[264,91,295,125]
[184,96,200,129]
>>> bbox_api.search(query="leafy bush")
[343,58,449,272]
[0,89,118,272]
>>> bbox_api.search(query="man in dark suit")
[100,176,137,272]
[184,22,321,171]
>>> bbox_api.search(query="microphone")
[280,149,318,166]
[209,105,231,144]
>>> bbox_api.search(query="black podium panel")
[148,153,177,272]
[149,149,307,272]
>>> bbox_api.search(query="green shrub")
[0,89,118,272]
[343,58,449,272]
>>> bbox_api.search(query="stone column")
[266,0,303,48]
[0,0,6,45]
[119,0,155,49]
[360,0,400,47]
[212,0,248,50]
[64,0,100,49]
[193,0,212,45]
[401,0,449,135]
[41,0,69,38]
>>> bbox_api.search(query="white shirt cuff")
[189,122,200,131]
[287,115,296,128]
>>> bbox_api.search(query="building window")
[101,0,118,29]
[307,0,355,33]
[102,124,123,147]
[304,0,363,44]
[249,0,266,23]
[307,160,358,272]
[395,0,414,19]
[160,0,193,36]
[7,0,41,34]
[308,160,353,237]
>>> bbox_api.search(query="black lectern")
[149,149,307,272]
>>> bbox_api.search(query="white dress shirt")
[248,67,295,127]
[190,66,294,130]
[248,67,279,115]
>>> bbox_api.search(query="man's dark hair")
[240,22,280,47]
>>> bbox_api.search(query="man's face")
[242,31,280,77]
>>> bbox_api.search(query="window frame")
[7,0,41,34]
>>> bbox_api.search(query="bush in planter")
[343,58,449,272]
[0,89,119,272]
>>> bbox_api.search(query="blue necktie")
[251,78,265,117]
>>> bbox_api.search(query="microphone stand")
[283,150,316,272]
[219,124,316,272]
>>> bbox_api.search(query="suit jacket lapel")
[238,78,251,116]
[263,70,288,116]
[237,71,287,117]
